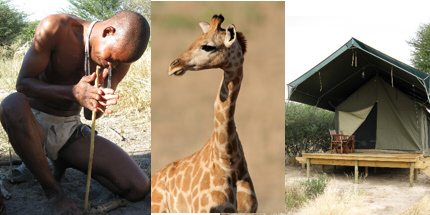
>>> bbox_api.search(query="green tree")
[19,20,40,42]
[61,0,122,20]
[0,0,27,46]
[60,0,150,25]
[285,102,334,157]
[408,22,430,74]
[121,0,150,25]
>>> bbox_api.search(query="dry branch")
[89,199,128,213]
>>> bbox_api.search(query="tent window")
[354,103,377,149]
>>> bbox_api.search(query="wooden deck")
[296,150,430,187]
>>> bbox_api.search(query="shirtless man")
[0,10,150,214]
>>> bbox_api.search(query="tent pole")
[418,78,430,106]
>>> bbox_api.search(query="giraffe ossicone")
[151,14,257,213]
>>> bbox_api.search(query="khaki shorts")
[32,109,81,160]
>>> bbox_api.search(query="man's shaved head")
[108,10,150,63]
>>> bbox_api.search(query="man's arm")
[16,15,75,101]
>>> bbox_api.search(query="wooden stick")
[90,199,127,213]
[85,66,100,210]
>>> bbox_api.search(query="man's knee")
[124,177,150,202]
[0,92,29,122]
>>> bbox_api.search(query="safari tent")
[287,38,430,154]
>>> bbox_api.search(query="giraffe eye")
[202,45,216,52]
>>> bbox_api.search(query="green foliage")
[301,173,330,198]
[285,173,331,210]
[285,102,334,156]
[121,0,150,25]
[18,20,40,42]
[0,0,27,46]
[408,22,430,74]
[61,0,122,20]
[60,0,151,24]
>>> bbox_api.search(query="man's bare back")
[0,11,150,214]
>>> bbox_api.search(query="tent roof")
[287,38,430,111]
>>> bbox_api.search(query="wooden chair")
[329,129,344,154]
[340,131,355,153]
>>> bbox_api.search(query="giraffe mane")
[237,32,247,55]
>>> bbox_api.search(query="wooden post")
[321,165,324,173]
[365,166,368,177]
[302,150,305,169]
[414,169,418,180]
[410,163,414,187]
[307,158,310,178]
[355,160,358,184]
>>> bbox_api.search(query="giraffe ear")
[199,22,210,33]
[224,24,236,48]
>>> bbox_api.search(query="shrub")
[301,173,330,198]
[285,102,334,157]
[285,173,331,211]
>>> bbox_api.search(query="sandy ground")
[286,162,430,215]
[151,1,285,213]
[0,112,151,215]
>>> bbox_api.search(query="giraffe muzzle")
[168,59,187,76]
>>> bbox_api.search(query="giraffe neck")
[211,65,244,168]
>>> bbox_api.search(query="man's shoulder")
[38,14,81,38]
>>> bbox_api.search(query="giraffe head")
[169,14,247,76]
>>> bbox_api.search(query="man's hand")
[73,68,119,113]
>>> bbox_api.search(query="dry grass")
[399,195,430,215]
[296,184,370,215]
[285,170,371,215]
[0,45,25,156]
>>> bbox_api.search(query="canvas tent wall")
[287,38,430,153]
[335,75,430,152]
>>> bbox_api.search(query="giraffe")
[151,14,257,213]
